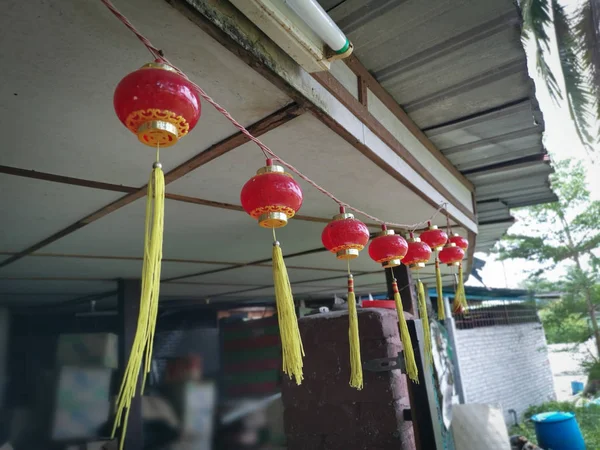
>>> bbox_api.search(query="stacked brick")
[282,308,416,450]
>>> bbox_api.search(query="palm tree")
[521,0,600,151]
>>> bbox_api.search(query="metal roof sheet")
[319,0,556,252]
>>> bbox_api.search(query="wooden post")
[407,320,444,450]
[117,279,143,450]
[385,265,417,314]
[386,267,442,450]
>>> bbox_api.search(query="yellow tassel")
[453,263,468,314]
[346,275,363,389]
[417,279,433,366]
[272,239,304,384]
[112,163,164,450]
[435,258,446,320]
[392,280,418,383]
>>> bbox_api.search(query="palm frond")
[522,0,563,102]
[552,0,595,151]
[575,1,600,142]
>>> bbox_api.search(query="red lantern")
[438,243,465,266]
[368,225,408,268]
[114,61,201,148]
[403,234,432,268]
[419,222,448,251]
[241,159,303,228]
[449,233,469,251]
[321,207,370,259]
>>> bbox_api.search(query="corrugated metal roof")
[319,0,556,252]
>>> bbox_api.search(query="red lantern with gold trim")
[368,225,408,268]
[321,206,369,389]
[449,233,469,251]
[403,233,432,268]
[419,222,448,251]
[321,207,370,259]
[438,243,465,266]
[241,159,303,228]
[240,158,304,386]
[114,60,202,148]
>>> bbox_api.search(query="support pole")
[117,279,143,450]
[407,319,444,450]
[385,267,442,450]
[385,265,417,314]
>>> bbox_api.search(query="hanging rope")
[100,0,448,232]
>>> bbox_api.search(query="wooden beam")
[169,0,476,230]
[344,55,474,192]
[308,106,475,230]
[311,70,476,222]
[357,76,368,107]
[0,251,350,273]
[0,103,305,269]
[0,165,137,193]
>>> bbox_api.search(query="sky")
[468,1,600,289]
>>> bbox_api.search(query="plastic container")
[362,299,396,309]
[531,411,585,450]
[571,381,585,395]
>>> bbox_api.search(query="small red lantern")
[321,207,370,259]
[438,243,465,266]
[419,222,448,251]
[114,61,202,148]
[403,233,432,268]
[449,233,469,251]
[241,159,303,228]
[368,225,408,268]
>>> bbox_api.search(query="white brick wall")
[455,322,556,424]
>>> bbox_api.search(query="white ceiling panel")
[42,198,328,263]
[179,265,352,286]
[0,255,229,280]
[0,175,123,252]
[286,251,382,272]
[168,114,446,228]
[0,0,291,187]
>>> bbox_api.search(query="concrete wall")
[455,322,555,423]
[0,309,9,410]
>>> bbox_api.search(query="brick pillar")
[282,309,416,450]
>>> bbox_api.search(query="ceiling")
[319,0,556,252]
[0,0,467,310]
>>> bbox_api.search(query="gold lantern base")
[382,258,402,268]
[259,212,288,228]
[336,248,360,260]
[137,120,179,148]
[409,262,426,269]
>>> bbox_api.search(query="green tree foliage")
[497,159,600,359]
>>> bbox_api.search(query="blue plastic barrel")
[572,381,585,395]
[531,411,585,450]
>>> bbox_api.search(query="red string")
[101,0,448,231]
